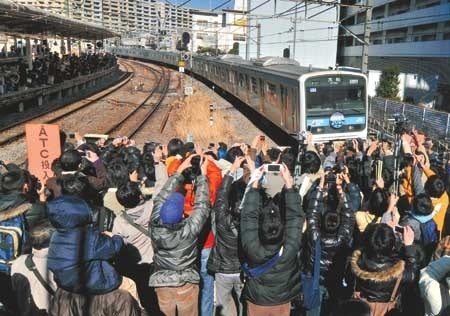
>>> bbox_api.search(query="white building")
[338,0,450,110]
[190,9,246,54]
[240,0,340,69]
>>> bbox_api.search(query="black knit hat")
[259,200,285,245]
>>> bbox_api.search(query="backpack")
[420,219,439,263]
[420,219,439,246]
[0,204,29,275]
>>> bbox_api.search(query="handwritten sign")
[25,124,61,184]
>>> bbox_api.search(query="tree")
[376,65,400,100]
[196,46,224,56]
[228,42,239,55]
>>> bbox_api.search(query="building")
[190,8,246,55]
[338,0,450,110]
[242,0,340,69]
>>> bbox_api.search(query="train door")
[259,78,265,113]
[280,85,288,129]
[249,76,259,109]
[284,85,296,133]
[244,74,250,104]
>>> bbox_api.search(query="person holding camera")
[303,171,355,316]
[240,164,304,315]
[207,156,246,316]
[350,223,420,315]
[149,155,210,316]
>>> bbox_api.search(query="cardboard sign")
[25,124,61,184]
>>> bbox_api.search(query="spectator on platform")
[207,156,247,316]
[240,165,303,316]
[10,220,56,316]
[149,155,210,316]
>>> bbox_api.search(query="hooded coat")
[47,195,123,295]
[351,245,420,304]
[149,173,210,287]
[240,188,304,306]
[304,187,355,291]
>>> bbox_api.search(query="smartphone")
[266,164,281,173]
[208,143,215,149]
[260,135,265,141]
[394,226,404,234]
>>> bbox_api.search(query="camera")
[182,155,202,183]
[394,226,404,234]
[265,164,281,173]
[325,162,345,184]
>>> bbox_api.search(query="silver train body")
[111,47,368,142]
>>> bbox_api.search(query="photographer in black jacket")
[240,164,304,316]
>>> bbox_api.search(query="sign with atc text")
[25,124,61,184]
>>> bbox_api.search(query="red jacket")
[184,161,222,249]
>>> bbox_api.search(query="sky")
[174,0,235,10]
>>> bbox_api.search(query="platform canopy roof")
[0,0,118,40]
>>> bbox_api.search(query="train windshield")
[305,75,366,133]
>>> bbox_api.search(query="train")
[110,46,368,143]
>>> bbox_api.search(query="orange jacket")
[184,161,223,249]
[423,167,449,238]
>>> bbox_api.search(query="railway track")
[105,65,170,138]
[0,59,136,146]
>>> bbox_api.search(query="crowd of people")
[0,126,449,316]
[0,52,117,96]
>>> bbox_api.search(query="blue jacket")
[47,195,123,294]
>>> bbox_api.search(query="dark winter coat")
[50,287,140,316]
[305,187,354,290]
[149,173,210,287]
[0,192,47,231]
[207,174,242,274]
[47,195,123,295]
[240,188,304,306]
[351,245,420,303]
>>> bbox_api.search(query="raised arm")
[151,173,183,223]
[186,174,211,236]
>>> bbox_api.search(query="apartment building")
[338,0,450,110]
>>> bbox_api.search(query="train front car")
[299,71,368,143]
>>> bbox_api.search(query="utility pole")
[245,0,251,60]
[361,0,373,74]
[256,23,261,58]
[293,5,298,60]
[215,31,219,56]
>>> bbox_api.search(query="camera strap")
[120,211,151,237]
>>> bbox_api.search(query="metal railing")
[369,97,450,150]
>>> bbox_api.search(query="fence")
[369,97,450,149]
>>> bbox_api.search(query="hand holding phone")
[264,163,282,173]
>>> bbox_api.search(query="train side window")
[266,82,278,104]
[251,77,257,94]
